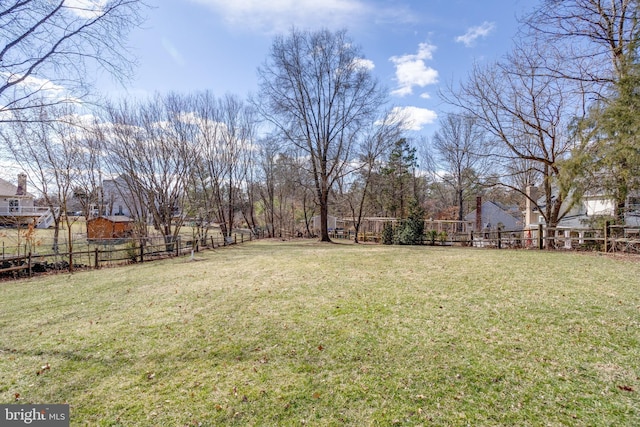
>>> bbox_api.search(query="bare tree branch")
[0,0,147,119]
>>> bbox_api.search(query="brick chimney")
[475,196,482,232]
[524,186,538,228]
[16,173,27,196]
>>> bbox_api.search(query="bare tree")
[185,92,257,240]
[287,154,318,237]
[525,0,640,221]
[0,104,85,255]
[71,115,108,221]
[337,112,404,242]
[102,94,192,250]
[217,94,256,238]
[0,0,147,119]
[523,0,640,90]
[255,136,280,238]
[443,42,585,236]
[432,113,489,227]
[256,28,387,242]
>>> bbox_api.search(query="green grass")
[1,241,639,426]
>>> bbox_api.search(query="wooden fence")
[0,232,256,279]
[334,223,640,253]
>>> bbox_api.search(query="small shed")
[311,215,345,233]
[87,216,134,240]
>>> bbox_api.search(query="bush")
[394,199,425,245]
[381,222,394,245]
[126,240,139,263]
[425,229,437,246]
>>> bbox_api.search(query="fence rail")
[335,224,640,253]
[1,231,256,279]
[3,224,638,279]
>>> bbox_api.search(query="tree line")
[1,1,639,250]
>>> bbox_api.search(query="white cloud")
[455,21,496,47]
[0,72,81,105]
[1,72,66,94]
[389,43,438,97]
[352,58,375,71]
[391,106,437,131]
[63,0,107,18]
[189,0,368,33]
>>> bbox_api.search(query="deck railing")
[0,206,50,216]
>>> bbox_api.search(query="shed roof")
[89,215,134,223]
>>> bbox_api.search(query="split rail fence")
[1,232,256,279]
[463,224,640,253]
[333,223,640,253]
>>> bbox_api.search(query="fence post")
[604,221,609,253]
[241,233,244,244]
[498,230,502,249]
[94,248,99,269]
[139,240,144,263]
[234,234,237,244]
[176,237,180,257]
[538,224,544,250]
[211,236,215,248]
[28,252,32,277]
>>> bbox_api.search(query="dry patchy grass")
[1,241,639,426]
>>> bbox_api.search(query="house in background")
[464,199,523,232]
[524,186,640,230]
[523,185,640,248]
[0,173,54,227]
[101,177,134,217]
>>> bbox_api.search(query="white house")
[523,185,640,248]
[0,173,52,227]
[524,186,640,230]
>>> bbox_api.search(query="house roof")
[0,177,35,199]
[465,201,522,231]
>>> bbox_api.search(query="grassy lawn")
[1,241,639,426]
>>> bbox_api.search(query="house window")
[9,199,19,213]
[629,197,640,212]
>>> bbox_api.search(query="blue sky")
[100,0,535,137]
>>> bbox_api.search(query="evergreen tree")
[381,138,418,218]
[393,198,425,245]
[381,222,394,245]
[571,57,640,222]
